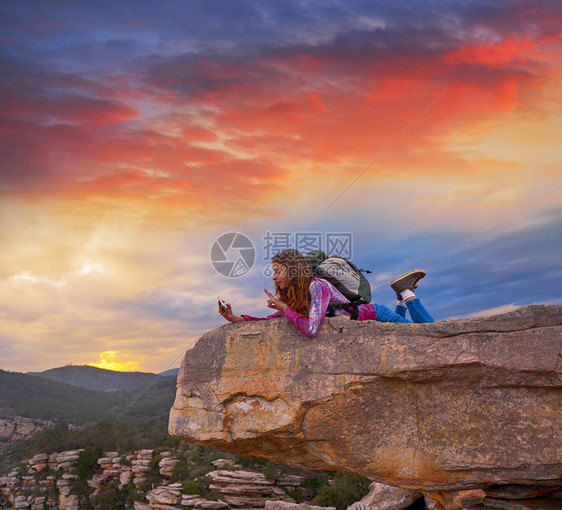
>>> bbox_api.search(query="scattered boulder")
[182,494,229,509]
[28,453,48,472]
[213,458,242,470]
[265,502,335,510]
[146,485,182,506]
[120,469,133,488]
[347,481,421,510]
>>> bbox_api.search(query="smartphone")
[218,297,228,313]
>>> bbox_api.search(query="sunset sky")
[1,0,560,373]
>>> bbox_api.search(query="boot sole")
[390,269,426,286]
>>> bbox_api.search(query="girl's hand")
[218,300,244,322]
[264,289,288,312]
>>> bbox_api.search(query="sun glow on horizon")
[88,350,143,372]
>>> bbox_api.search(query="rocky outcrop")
[88,450,134,491]
[169,305,562,506]
[159,451,180,478]
[140,470,304,510]
[1,447,310,509]
[2,448,172,509]
[208,470,298,507]
[132,449,154,488]
[1,449,85,510]
[146,483,183,506]
[0,415,57,453]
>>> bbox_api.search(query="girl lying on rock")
[218,248,434,339]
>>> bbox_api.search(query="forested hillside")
[0,369,176,425]
[28,365,174,392]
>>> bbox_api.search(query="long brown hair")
[272,249,312,316]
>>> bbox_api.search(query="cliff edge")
[169,305,562,498]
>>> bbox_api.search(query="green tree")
[234,452,267,469]
[183,480,202,495]
[286,487,305,503]
[190,445,203,462]
[90,481,134,509]
[311,470,370,510]
[171,460,190,482]
[77,445,102,480]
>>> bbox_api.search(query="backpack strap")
[325,303,338,317]
[326,299,363,320]
[343,301,361,320]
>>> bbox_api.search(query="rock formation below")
[1,449,306,509]
[265,503,334,510]
[0,416,57,453]
[169,305,562,504]
[207,470,300,507]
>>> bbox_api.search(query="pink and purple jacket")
[241,277,375,339]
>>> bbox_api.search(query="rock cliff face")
[0,416,57,453]
[169,305,562,498]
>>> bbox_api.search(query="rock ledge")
[169,304,562,494]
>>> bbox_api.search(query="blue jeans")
[375,299,434,323]
[395,304,407,318]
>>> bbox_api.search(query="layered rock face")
[1,450,85,510]
[0,416,57,453]
[169,305,562,499]
[1,449,309,510]
[209,470,302,507]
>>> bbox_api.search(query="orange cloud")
[443,35,537,67]
[1,7,560,228]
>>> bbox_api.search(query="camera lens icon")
[210,232,255,278]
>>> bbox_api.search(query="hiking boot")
[390,269,426,300]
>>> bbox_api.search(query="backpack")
[304,250,371,319]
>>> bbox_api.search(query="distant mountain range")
[1,365,179,427]
[27,365,179,392]
[158,368,180,378]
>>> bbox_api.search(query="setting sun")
[88,351,143,373]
